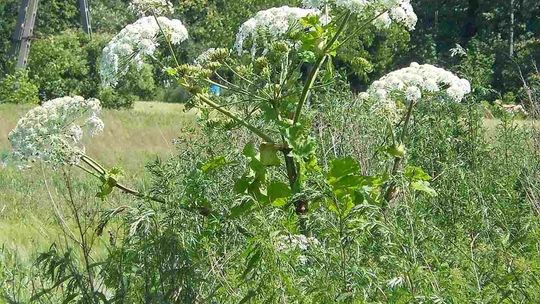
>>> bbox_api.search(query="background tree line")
[0,0,538,108]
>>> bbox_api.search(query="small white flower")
[405,86,421,101]
[331,0,417,30]
[373,12,392,29]
[358,92,370,100]
[302,0,328,8]
[424,79,439,92]
[87,114,105,136]
[129,0,174,16]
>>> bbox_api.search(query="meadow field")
[0,102,195,257]
[2,0,540,301]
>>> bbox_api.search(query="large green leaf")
[200,156,229,173]
[404,165,431,181]
[267,181,291,204]
[327,157,361,188]
[260,143,281,166]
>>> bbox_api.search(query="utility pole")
[11,0,39,68]
[10,0,92,69]
[79,0,92,37]
[509,0,515,57]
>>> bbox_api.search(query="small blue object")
[210,84,221,96]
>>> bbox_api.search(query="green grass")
[0,102,196,256]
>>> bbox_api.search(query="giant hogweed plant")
[7,0,472,301]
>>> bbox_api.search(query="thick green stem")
[292,55,328,124]
[197,94,275,143]
[384,101,416,203]
[292,13,351,124]
[283,151,297,189]
[286,14,352,226]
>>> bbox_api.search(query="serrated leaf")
[272,198,288,207]
[327,200,340,215]
[328,157,360,182]
[242,142,257,158]
[234,177,251,194]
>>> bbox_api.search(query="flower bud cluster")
[194,48,230,67]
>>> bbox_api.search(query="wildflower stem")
[384,100,416,203]
[197,93,275,143]
[79,156,166,205]
[80,155,106,175]
[292,54,328,125]
[336,10,390,49]
[293,12,351,125]
[153,14,181,69]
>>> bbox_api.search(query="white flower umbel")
[9,96,104,166]
[302,0,330,8]
[275,234,320,251]
[100,16,188,87]
[366,63,471,121]
[234,6,326,57]
[129,0,174,16]
[303,0,417,30]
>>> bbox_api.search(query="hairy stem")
[62,169,97,300]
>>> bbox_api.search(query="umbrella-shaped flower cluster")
[303,0,417,30]
[234,6,328,57]
[100,16,188,87]
[9,96,104,166]
[362,63,471,121]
